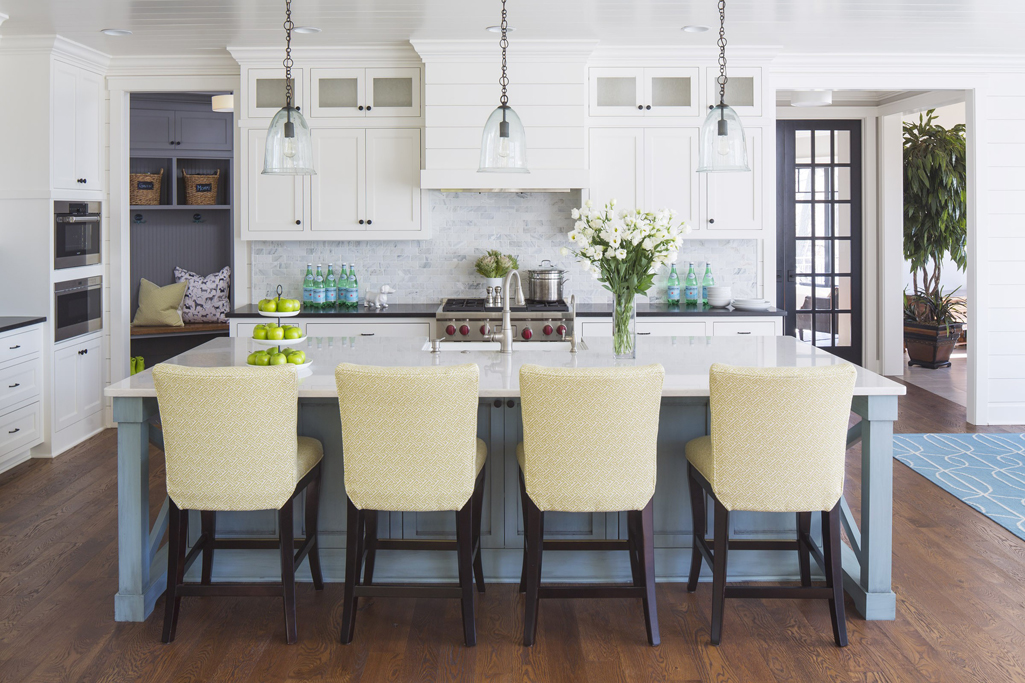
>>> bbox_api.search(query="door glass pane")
[814,130,832,163]
[795,240,813,274]
[814,203,831,237]
[835,240,852,274]
[834,130,851,164]
[834,203,851,237]
[837,313,852,346]
[651,77,691,106]
[813,167,830,199]
[724,77,755,107]
[372,78,413,108]
[319,78,358,108]
[833,167,851,200]
[796,203,812,236]
[597,77,637,107]
[836,275,853,309]
[796,168,812,199]
[795,130,812,163]
[814,239,832,274]
[255,78,294,109]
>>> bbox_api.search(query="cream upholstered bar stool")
[335,363,487,647]
[152,364,324,645]
[517,364,665,647]
[684,362,857,647]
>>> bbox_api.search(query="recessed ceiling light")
[293,26,321,34]
[486,25,515,33]
[682,25,709,33]
[101,28,132,36]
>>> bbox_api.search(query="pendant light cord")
[716,0,728,107]
[499,0,509,107]
[283,0,295,109]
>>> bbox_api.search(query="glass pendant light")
[263,0,315,175]
[479,0,528,173]
[697,0,749,173]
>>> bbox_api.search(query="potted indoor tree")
[903,110,967,369]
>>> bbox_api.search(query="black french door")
[776,120,863,364]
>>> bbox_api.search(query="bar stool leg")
[279,499,298,644]
[363,510,378,586]
[201,511,216,585]
[709,499,730,646]
[639,499,660,646]
[518,469,529,593]
[797,511,812,588]
[341,498,362,644]
[305,469,324,590]
[686,465,706,592]
[522,497,544,646]
[822,503,848,647]
[162,500,188,644]
[455,500,477,646]
[471,466,486,594]
[626,510,643,587]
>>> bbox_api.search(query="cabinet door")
[74,70,103,190]
[175,110,232,151]
[589,67,644,117]
[130,108,176,152]
[365,129,421,233]
[51,62,79,191]
[704,127,762,232]
[309,68,365,118]
[305,322,431,338]
[705,66,761,116]
[366,68,421,117]
[52,344,82,432]
[310,129,364,232]
[642,68,699,117]
[77,336,104,419]
[245,129,305,235]
[247,67,304,118]
[644,128,699,229]
[588,128,643,212]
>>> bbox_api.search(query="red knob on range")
[521,327,533,340]
[459,325,470,336]
[445,324,457,336]
[543,324,554,336]
[480,324,490,335]
[556,324,567,336]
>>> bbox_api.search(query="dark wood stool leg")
[471,465,486,594]
[518,468,529,593]
[626,510,643,587]
[686,464,706,592]
[455,500,477,646]
[710,499,730,646]
[797,511,812,588]
[305,468,324,590]
[279,498,297,644]
[200,511,216,585]
[341,498,362,644]
[363,510,378,586]
[639,499,660,646]
[523,496,544,646]
[162,500,188,643]
[823,503,848,647]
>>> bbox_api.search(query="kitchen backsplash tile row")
[250,191,760,304]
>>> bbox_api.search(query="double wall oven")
[54,201,101,270]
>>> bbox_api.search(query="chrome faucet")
[496,270,525,354]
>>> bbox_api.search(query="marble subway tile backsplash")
[251,191,759,304]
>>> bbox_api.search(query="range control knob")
[459,324,470,336]
[480,324,491,335]
[445,324,457,336]
[556,324,568,336]
[542,324,554,336]
[521,327,533,340]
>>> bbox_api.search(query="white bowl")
[707,298,732,308]
[707,285,732,292]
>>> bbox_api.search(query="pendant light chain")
[499,0,510,107]
[283,0,295,109]
[716,0,728,106]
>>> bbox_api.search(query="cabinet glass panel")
[372,77,414,108]
[255,78,295,110]
[723,77,755,107]
[318,78,358,108]
[596,77,637,107]
[650,77,691,107]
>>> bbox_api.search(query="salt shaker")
[486,286,495,307]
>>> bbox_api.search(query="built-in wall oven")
[54,201,101,269]
[54,276,102,342]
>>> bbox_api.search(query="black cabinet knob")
[295,106,300,111]
[295,219,301,225]
[358,105,364,111]
[494,400,502,408]
[506,400,515,408]
[637,105,643,110]
[366,105,372,111]
[708,218,715,224]
[645,105,651,110]
[366,219,372,225]
[169,141,175,146]
[176,141,181,145]
[358,219,364,225]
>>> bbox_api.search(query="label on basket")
[136,181,154,190]
[195,184,212,192]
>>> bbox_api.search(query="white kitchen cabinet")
[712,320,780,336]
[242,128,306,238]
[0,324,44,473]
[310,67,420,118]
[365,128,422,233]
[589,67,699,118]
[702,127,763,233]
[52,61,103,192]
[52,334,104,434]
[305,322,431,338]
[705,66,761,117]
[311,129,365,232]
[246,67,305,119]
[0,402,42,466]
[581,315,782,338]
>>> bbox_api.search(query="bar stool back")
[685,362,857,646]
[153,364,324,644]
[518,364,665,647]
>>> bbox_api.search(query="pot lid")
[527,259,566,276]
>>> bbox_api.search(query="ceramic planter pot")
[904,321,964,369]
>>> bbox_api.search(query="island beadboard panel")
[249,190,760,304]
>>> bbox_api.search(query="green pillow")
[133,278,187,327]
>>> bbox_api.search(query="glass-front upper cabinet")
[589,67,699,117]
[705,66,761,117]
[246,67,305,119]
[310,67,421,118]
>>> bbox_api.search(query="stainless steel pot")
[526,260,569,302]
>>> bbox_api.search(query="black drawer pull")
[8,428,19,434]
[360,333,375,337]
[736,331,752,335]
[9,345,20,350]
[9,383,19,388]
[638,332,651,336]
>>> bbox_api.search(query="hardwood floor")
[1,382,1023,682]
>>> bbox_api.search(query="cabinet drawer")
[0,327,43,366]
[0,359,41,414]
[712,321,777,336]
[0,402,42,460]
[306,322,430,338]
[582,320,707,337]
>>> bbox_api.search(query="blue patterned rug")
[893,434,1025,541]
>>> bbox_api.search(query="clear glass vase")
[612,292,637,359]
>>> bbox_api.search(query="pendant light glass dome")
[697,103,749,172]
[479,105,529,173]
[263,105,315,175]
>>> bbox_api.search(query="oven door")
[54,215,101,269]
[54,278,103,342]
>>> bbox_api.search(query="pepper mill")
[486,286,495,307]
[494,286,503,307]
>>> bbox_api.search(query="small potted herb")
[475,250,519,289]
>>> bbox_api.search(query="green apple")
[287,351,306,365]
[262,299,278,313]
[258,299,270,309]
[254,353,271,366]
[268,352,287,366]
[265,322,279,329]
[268,327,285,341]
[246,351,261,365]
[279,347,294,355]
[284,326,302,340]
[289,299,301,311]
[281,299,296,312]
[252,327,268,340]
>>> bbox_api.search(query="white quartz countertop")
[106,336,905,399]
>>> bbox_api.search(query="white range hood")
[420,169,589,193]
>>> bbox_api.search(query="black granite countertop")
[230,302,783,319]
[228,303,439,319]
[577,303,785,317]
[0,316,46,334]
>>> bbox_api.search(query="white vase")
[485,277,504,290]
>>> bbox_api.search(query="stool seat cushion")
[297,436,325,479]
[475,437,488,474]
[684,435,714,483]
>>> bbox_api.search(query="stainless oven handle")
[57,215,101,223]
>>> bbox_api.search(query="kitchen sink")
[421,340,586,352]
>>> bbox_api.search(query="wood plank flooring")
[1,382,1023,682]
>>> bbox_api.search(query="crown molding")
[228,43,422,67]
[107,53,240,78]
[0,34,110,72]
[411,39,598,63]
[588,44,783,66]
[770,52,1025,74]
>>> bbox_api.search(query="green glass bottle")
[683,262,699,306]
[313,265,326,309]
[302,264,314,310]
[325,264,338,308]
[702,263,715,306]
[346,264,359,309]
[666,264,681,305]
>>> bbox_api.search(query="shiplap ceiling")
[1,0,1025,57]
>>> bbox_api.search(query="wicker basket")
[182,169,220,206]
[129,169,163,205]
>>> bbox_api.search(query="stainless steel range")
[435,298,575,342]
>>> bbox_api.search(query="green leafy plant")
[474,250,519,278]
[903,110,967,323]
